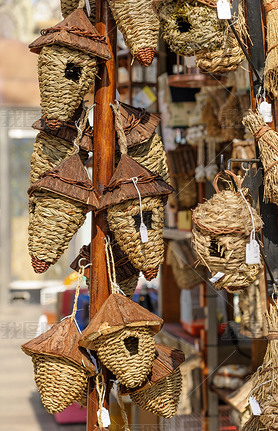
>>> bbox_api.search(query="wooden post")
[87,1,117,429]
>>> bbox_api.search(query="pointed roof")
[98,154,174,210]
[29,8,111,62]
[79,293,163,348]
[121,343,185,394]
[22,317,96,376]
[28,154,99,210]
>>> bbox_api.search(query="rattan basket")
[107,0,159,66]
[80,293,163,388]
[192,170,263,292]
[22,317,95,414]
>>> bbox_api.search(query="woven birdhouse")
[29,8,111,122]
[122,344,184,418]
[192,170,263,292]
[107,0,159,66]
[166,240,206,290]
[28,153,99,273]
[61,0,96,25]
[21,317,96,414]
[70,239,139,298]
[167,145,197,210]
[98,154,173,281]
[79,293,163,388]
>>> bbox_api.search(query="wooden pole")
[87,1,116,429]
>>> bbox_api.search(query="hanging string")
[71,265,85,321]
[110,101,128,155]
[238,188,256,240]
[116,385,131,431]
[104,237,126,295]
[96,373,106,428]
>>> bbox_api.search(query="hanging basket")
[28,154,99,273]
[152,0,226,57]
[80,293,163,388]
[107,0,159,66]
[22,317,96,414]
[192,170,263,291]
[60,0,96,25]
[166,240,206,290]
[122,344,185,418]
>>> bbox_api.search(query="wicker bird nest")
[153,0,226,57]
[107,196,165,273]
[38,45,98,122]
[192,170,263,291]
[107,0,159,65]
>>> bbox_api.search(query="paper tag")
[97,407,111,427]
[140,223,149,243]
[217,0,232,19]
[85,0,91,16]
[259,101,273,123]
[246,239,260,264]
[88,108,94,127]
[209,272,225,283]
[249,396,261,416]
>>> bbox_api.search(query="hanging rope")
[96,373,106,428]
[105,237,125,295]
[71,265,85,321]
[110,102,128,155]
[117,386,131,431]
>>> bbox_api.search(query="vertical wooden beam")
[87,1,117,429]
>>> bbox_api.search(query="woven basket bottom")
[135,47,156,66]
[119,274,139,298]
[130,367,182,418]
[32,354,88,414]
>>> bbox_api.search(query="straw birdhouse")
[242,110,278,206]
[107,0,159,66]
[28,153,99,273]
[166,240,206,290]
[79,293,163,388]
[22,317,96,414]
[263,0,278,98]
[121,343,184,418]
[192,170,263,292]
[29,8,111,122]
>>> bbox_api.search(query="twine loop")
[96,373,106,428]
[105,237,125,295]
[110,101,128,155]
[115,383,131,431]
[71,265,85,321]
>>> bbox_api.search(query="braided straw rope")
[91,327,156,388]
[28,191,87,267]
[242,110,278,205]
[60,0,96,24]
[107,196,165,272]
[130,367,182,418]
[38,45,98,122]
[117,389,131,431]
[107,0,159,65]
[154,0,226,57]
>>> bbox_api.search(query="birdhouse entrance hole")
[124,336,139,356]
[133,211,153,231]
[65,63,82,82]
[209,239,225,258]
[177,17,192,34]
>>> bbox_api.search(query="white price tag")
[259,101,273,123]
[88,108,94,128]
[140,223,149,243]
[217,0,232,19]
[85,0,91,16]
[209,272,225,283]
[97,407,111,427]
[249,396,261,416]
[246,239,260,264]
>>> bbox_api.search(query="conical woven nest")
[192,171,263,291]
[242,415,269,430]
[247,304,278,427]
[123,344,184,418]
[107,0,159,65]
[22,318,95,414]
[152,0,226,57]
[116,133,171,185]
[79,293,163,388]
[107,196,165,273]
[37,45,98,122]
[61,0,96,24]
[242,110,278,205]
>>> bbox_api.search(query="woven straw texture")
[107,196,165,272]
[263,0,278,98]
[119,133,170,185]
[32,354,88,414]
[192,172,263,291]
[28,191,87,267]
[242,110,278,205]
[38,45,98,121]
[30,132,88,184]
[239,279,264,338]
[242,415,268,430]
[107,0,159,65]
[119,274,139,299]
[130,367,182,418]
[154,0,226,57]
[61,0,96,24]
[91,327,156,388]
